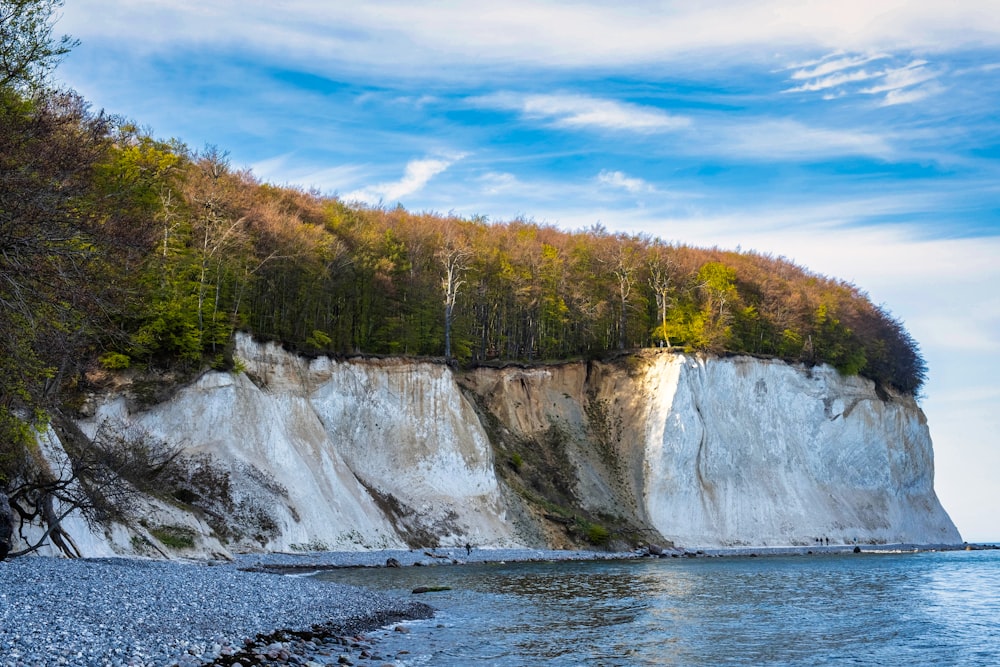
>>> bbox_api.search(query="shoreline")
[2,543,993,666]
[235,542,991,574]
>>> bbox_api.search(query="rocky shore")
[3,544,984,666]
[0,547,642,667]
[235,546,639,573]
[0,556,431,667]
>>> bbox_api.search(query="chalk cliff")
[33,333,958,557]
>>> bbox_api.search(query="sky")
[55,1,999,541]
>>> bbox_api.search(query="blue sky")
[57,1,999,541]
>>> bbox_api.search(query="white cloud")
[343,155,463,205]
[474,93,689,133]
[60,1,1000,75]
[709,119,894,161]
[879,84,938,107]
[784,68,883,92]
[789,53,888,80]
[784,53,943,107]
[478,171,519,195]
[597,170,654,193]
[859,62,936,95]
[250,154,368,192]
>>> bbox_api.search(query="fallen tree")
[1,414,180,560]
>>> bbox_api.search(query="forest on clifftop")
[1,1,927,475]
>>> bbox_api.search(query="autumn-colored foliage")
[0,0,932,557]
[0,91,927,405]
[96,141,925,395]
[0,3,926,470]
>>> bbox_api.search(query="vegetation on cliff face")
[1,0,927,556]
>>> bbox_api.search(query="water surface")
[315,550,1000,665]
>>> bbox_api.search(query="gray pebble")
[0,556,428,666]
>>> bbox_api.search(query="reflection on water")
[314,550,1000,666]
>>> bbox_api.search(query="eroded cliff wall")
[640,354,958,546]
[33,333,957,557]
[461,351,959,548]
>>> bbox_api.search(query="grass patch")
[582,521,611,546]
[149,524,197,549]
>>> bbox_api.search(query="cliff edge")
[24,333,958,557]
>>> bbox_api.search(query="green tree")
[0,0,77,89]
[812,301,867,376]
[695,261,738,351]
[0,90,121,457]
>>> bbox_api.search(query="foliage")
[0,83,929,403]
[98,352,131,370]
[304,329,332,350]
[0,5,929,526]
[0,94,929,394]
[0,0,78,90]
[0,84,151,491]
[148,524,195,549]
[582,521,611,546]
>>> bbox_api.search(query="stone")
[412,586,451,594]
[385,557,401,568]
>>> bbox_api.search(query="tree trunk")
[444,302,453,360]
[0,492,12,561]
[42,493,81,558]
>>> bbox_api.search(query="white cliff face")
[637,353,960,547]
[306,357,513,546]
[47,335,956,558]
[81,334,520,555]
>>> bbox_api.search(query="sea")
[314,548,1000,666]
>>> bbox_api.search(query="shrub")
[98,352,131,370]
[585,522,610,546]
[149,524,196,549]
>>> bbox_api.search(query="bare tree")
[607,235,639,350]
[648,244,677,348]
[437,242,472,360]
[2,415,180,560]
[0,491,12,560]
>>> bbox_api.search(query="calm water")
[314,550,1000,666]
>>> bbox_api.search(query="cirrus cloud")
[343,155,464,205]
[597,170,654,193]
[470,92,690,133]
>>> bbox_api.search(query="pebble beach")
[0,548,637,667]
[0,556,432,667]
[2,544,975,666]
